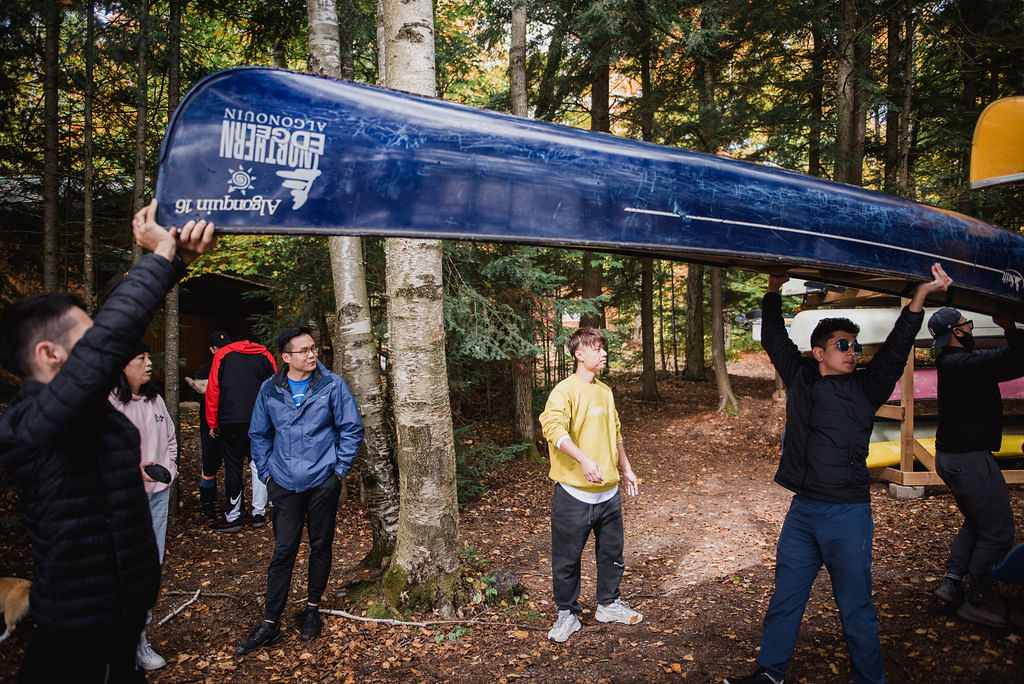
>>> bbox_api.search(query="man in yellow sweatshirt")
[540,327,642,642]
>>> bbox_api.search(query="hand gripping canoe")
[156,67,1024,315]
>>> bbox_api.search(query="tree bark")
[510,3,527,116]
[883,6,901,195]
[132,0,149,264]
[898,2,915,199]
[808,25,825,178]
[535,20,566,122]
[339,0,355,79]
[641,257,660,401]
[834,0,866,186]
[164,0,183,517]
[42,0,60,291]
[507,3,540,455]
[380,0,460,614]
[83,0,95,311]
[579,253,604,329]
[308,0,399,567]
[711,267,737,412]
[682,264,705,380]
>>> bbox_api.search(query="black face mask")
[957,331,976,351]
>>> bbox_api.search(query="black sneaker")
[934,577,965,606]
[209,517,243,532]
[250,513,266,529]
[299,606,322,640]
[200,502,217,521]
[723,668,783,684]
[236,621,283,655]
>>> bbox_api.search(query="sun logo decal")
[227,165,256,195]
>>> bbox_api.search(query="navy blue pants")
[757,496,884,684]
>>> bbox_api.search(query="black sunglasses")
[834,339,863,355]
[953,320,974,331]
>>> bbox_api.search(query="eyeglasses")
[284,346,318,357]
[834,339,862,355]
[953,320,974,331]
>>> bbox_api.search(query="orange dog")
[0,578,30,642]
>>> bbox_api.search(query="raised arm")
[760,273,805,387]
[23,202,214,448]
[865,263,951,404]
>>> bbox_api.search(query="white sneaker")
[595,598,643,625]
[547,609,581,642]
[136,630,167,671]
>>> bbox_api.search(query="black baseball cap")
[927,308,961,349]
[209,331,231,348]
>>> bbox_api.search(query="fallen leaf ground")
[2,351,1024,682]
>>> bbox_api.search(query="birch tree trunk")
[132,0,149,264]
[381,0,460,613]
[43,0,60,291]
[83,0,95,311]
[308,0,399,566]
[711,267,737,412]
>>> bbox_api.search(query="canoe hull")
[155,68,1024,314]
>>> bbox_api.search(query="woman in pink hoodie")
[109,343,176,672]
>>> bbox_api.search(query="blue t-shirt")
[286,376,312,407]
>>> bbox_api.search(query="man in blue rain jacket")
[236,325,364,655]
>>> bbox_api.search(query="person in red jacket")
[205,338,277,531]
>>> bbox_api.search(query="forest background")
[1,0,1024,614]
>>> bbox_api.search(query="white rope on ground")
[319,608,548,632]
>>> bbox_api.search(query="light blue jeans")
[148,487,170,563]
[145,487,170,627]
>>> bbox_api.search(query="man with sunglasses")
[927,307,1024,627]
[724,263,952,684]
[236,326,364,654]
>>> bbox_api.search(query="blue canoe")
[155,67,1024,315]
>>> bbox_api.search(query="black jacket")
[0,254,182,630]
[205,340,276,428]
[935,329,1024,453]
[761,292,923,503]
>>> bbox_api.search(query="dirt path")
[1,353,1023,682]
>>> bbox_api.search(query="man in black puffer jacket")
[724,264,951,684]
[0,201,215,682]
[927,306,1024,627]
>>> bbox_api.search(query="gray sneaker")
[547,609,581,642]
[135,630,166,671]
[595,598,643,625]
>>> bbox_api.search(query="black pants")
[19,620,145,683]
[550,484,625,614]
[935,449,1015,586]
[220,423,250,521]
[264,474,342,622]
[199,426,223,505]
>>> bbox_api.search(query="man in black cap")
[185,330,232,520]
[928,306,1024,627]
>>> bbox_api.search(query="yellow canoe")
[867,435,1024,469]
[970,96,1024,189]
